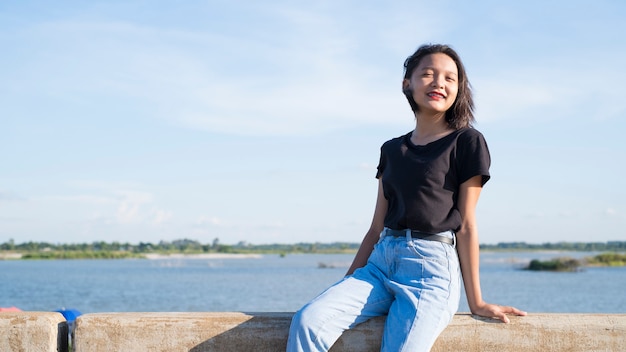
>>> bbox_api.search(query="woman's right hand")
[471,301,527,324]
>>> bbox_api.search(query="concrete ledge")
[0,312,68,352]
[74,312,292,352]
[73,312,626,352]
[4,311,624,351]
[433,314,626,352]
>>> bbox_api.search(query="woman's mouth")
[427,92,446,100]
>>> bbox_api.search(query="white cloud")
[112,190,153,224]
[116,202,140,224]
[49,194,117,205]
[5,12,415,136]
[113,190,153,203]
[33,186,156,226]
[26,14,621,136]
[152,209,173,225]
[358,163,377,171]
[258,221,285,230]
[472,51,626,124]
[195,216,222,226]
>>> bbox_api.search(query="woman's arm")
[456,175,527,323]
[346,178,388,276]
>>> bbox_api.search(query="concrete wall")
[73,312,626,352]
[0,312,67,352]
[2,312,625,352]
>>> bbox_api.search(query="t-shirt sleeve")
[375,145,386,179]
[457,129,491,186]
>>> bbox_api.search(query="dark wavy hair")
[402,44,475,129]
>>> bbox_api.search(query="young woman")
[287,44,526,352]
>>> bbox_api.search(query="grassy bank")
[586,253,626,266]
[526,253,626,271]
[20,251,143,260]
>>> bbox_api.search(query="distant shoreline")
[0,252,264,260]
[143,253,263,260]
[2,245,626,261]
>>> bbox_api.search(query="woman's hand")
[471,302,527,323]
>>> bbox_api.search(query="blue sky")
[1,0,625,245]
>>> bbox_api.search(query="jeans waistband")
[383,228,456,247]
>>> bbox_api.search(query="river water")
[2,251,625,314]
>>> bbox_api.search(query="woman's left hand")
[472,302,527,323]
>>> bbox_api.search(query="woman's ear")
[402,79,412,95]
[402,78,410,90]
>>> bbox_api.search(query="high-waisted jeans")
[287,228,461,352]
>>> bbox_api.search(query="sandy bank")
[0,253,23,260]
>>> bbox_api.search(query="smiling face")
[403,53,459,116]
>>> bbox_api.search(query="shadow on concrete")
[189,313,291,352]
[464,313,509,324]
[189,313,385,352]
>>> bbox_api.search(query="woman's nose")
[432,76,444,88]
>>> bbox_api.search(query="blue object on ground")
[55,308,82,322]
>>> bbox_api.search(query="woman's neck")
[411,112,454,146]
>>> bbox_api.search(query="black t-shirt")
[376,127,491,233]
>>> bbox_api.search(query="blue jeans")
[287,228,461,352]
